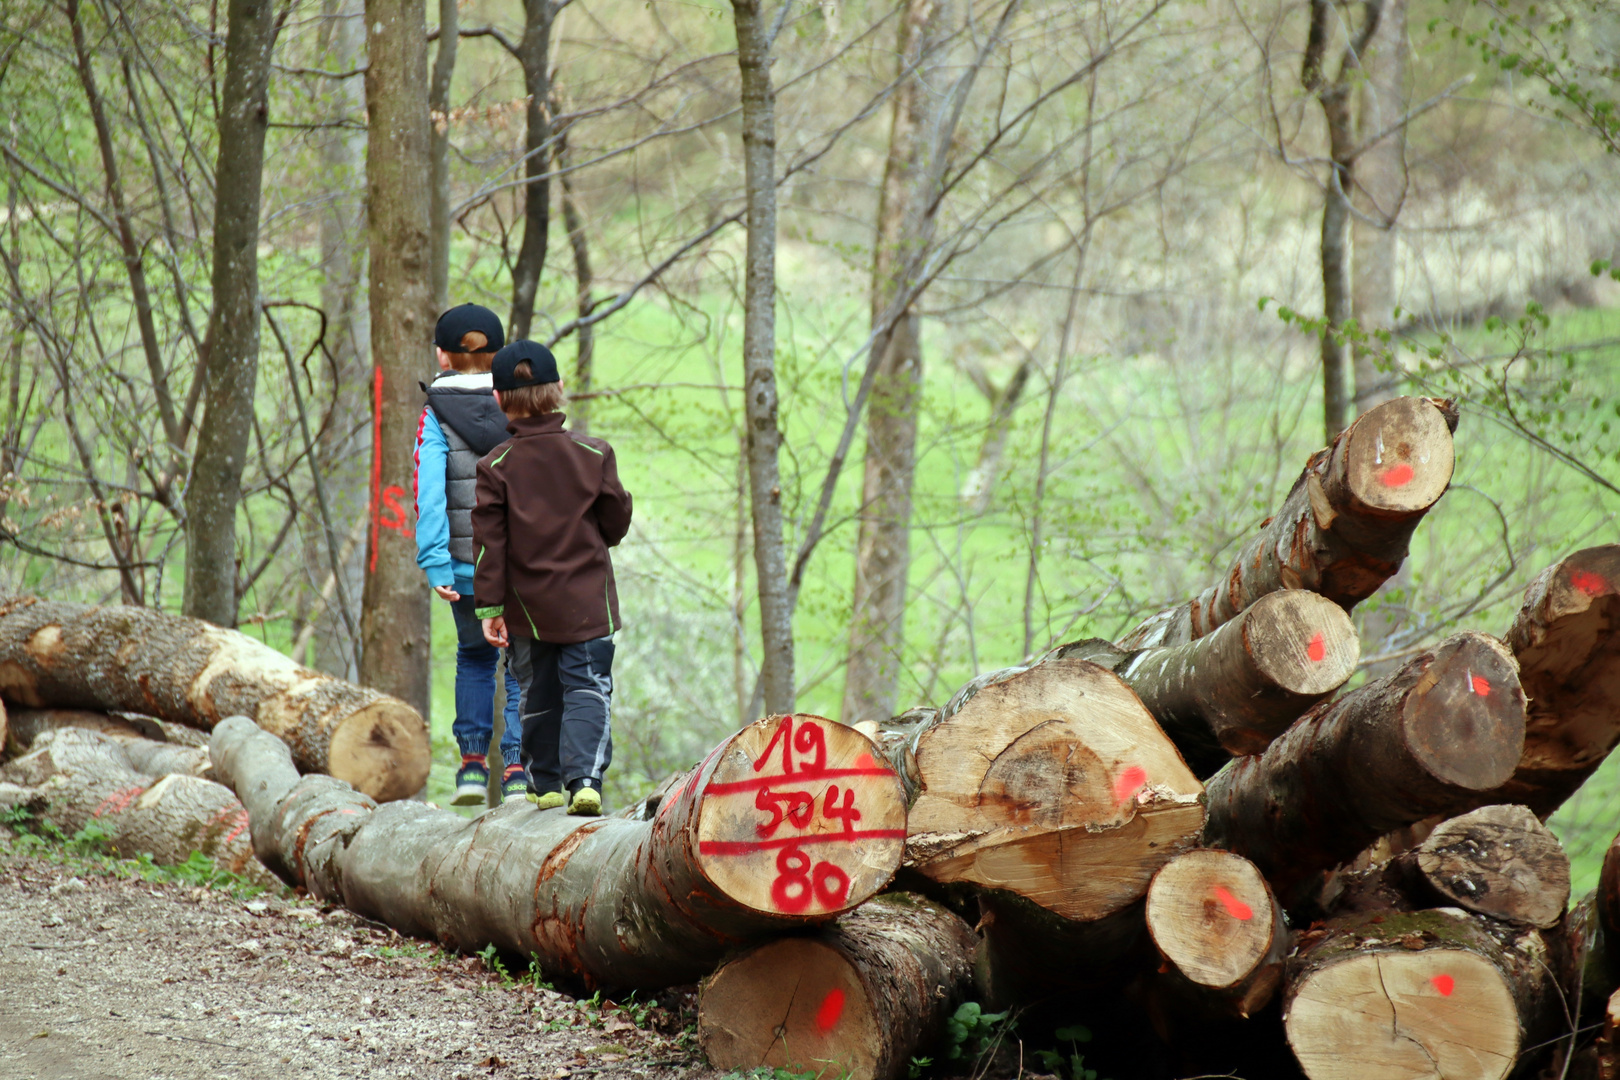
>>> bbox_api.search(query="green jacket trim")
[569,437,604,456]
[515,594,540,638]
[475,605,505,619]
[490,446,512,467]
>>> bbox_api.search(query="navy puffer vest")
[422,371,509,564]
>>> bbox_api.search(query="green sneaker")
[528,790,566,810]
[568,783,602,817]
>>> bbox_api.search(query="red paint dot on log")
[1113,765,1148,804]
[1381,463,1415,487]
[1571,569,1610,597]
[1212,885,1254,921]
[814,988,846,1034]
[1306,633,1326,662]
[853,753,878,771]
[1471,675,1491,696]
[1432,974,1455,997]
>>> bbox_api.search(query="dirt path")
[0,853,714,1080]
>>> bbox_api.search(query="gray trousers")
[509,635,614,793]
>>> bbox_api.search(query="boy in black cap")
[473,341,632,816]
[415,304,528,805]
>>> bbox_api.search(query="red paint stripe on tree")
[1381,463,1415,487]
[1571,569,1611,597]
[1113,765,1147,804]
[1212,884,1254,920]
[1307,632,1326,662]
[1431,973,1454,996]
[814,988,846,1033]
[697,829,908,856]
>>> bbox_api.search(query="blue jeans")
[509,635,614,794]
[449,593,523,768]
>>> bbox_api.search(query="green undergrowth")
[0,805,277,899]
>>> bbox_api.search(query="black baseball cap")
[434,304,504,353]
[492,340,560,390]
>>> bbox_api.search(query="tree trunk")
[4,708,212,778]
[184,0,281,627]
[731,0,794,714]
[959,357,1035,514]
[1122,396,1457,650]
[1284,909,1551,1080]
[428,0,457,313]
[888,658,1205,923]
[1350,0,1407,413]
[1145,849,1290,1018]
[842,0,940,729]
[508,0,554,340]
[0,726,277,889]
[1204,632,1527,903]
[0,597,429,801]
[1474,545,1620,818]
[1601,988,1620,1080]
[557,129,595,435]
[359,0,434,722]
[1056,588,1359,777]
[699,894,977,1080]
[211,712,907,988]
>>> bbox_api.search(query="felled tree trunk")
[1475,545,1620,817]
[1145,849,1290,1018]
[889,658,1205,924]
[1123,396,1457,650]
[1204,632,1526,902]
[699,894,976,1080]
[0,597,428,801]
[1057,589,1359,776]
[212,712,908,989]
[1600,989,1620,1080]
[5,708,213,779]
[1283,909,1551,1080]
[0,727,275,888]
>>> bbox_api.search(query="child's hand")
[482,616,508,648]
[433,585,460,602]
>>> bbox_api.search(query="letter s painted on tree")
[378,485,412,537]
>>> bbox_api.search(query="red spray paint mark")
[853,752,878,771]
[814,988,846,1034]
[92,785,146,818]
[1431,974,1455,997]
[1212,885,1254,921]
[1113,765,1148,805]
[1381,463,1415,488]
[1471,675,1491,697]
[1306,633,1326,663]
[369,366,384,574]
[1571,569,1611,597]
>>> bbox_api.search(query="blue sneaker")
[452,758,489,806]
[500,765,529,802]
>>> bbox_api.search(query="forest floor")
[0,846,717,1080]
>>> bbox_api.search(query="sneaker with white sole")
[451,759,490,806]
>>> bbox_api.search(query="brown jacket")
[472,413,633,643]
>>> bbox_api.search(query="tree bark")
[1056,588,1359,777]
[842,0,941,728]
[1204,632,1527,903]
[1350,0,1408,413]
[1601,989,1620,1080]
[1472,545,1620,818]
[1145,849,1290,1018]
[211,712,907,988]
[557,126,595,435]
[428,0,457,313]
[731,0,794,714]
[959,357,1035,514]
[184,0,281,626]
[699,894,977,1080]
[0,726,277,889]
[4,708,212,778]
[1122,396,1457,650]
[1284,908,1551,1080]
[359,0,434,722]
[508,0,554,340]
[887,658,1205,923]
[0,597,429,801]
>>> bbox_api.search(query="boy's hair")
[446,331,497,373]
[497,360,567,417]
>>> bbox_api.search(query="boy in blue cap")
[414,304,528,804]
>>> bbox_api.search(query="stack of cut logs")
[4,396,1620,1080]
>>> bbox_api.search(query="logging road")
[0,850,713,1080]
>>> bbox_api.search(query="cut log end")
[1403,634,1525,792]
[1339,396,1456,515]
[326,701,432,802]
[1146,850,1280,993]
[700,936,881,1078]
[1246,589,1359,697]
[695,714,907,919]
[1414,805,1569,929]
[1286,948,1517,1080]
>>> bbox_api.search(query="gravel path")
[1,851,714,1080]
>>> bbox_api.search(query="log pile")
[8,397,1620,1080]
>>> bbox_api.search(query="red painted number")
[821,785,861,837]
[755,788,815,838]
[769,844,854,913]
[752,716,827,778]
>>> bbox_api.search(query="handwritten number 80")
[769,846,851,913]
